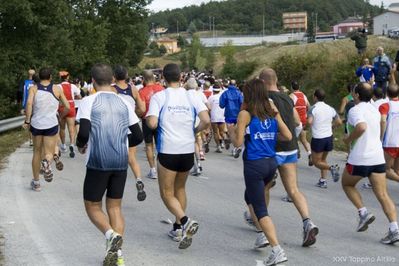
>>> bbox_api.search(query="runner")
[21,69,36,146]
[208,83,227,153]
[308,88,342,188]
[139,70,164,180]
[379,83,399,182]
[146,64,210,249]
[289,81,312,166]
[23,67,70,191]
[112,65,147,201]
[219,80,243,158]
[227,78,292,266]
[259,68,319,247]
[342,82,399,244]
[58,71,81,158]
[76,63,143,265]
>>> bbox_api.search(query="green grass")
[0,128,30,169]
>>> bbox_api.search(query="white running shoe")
[254,232,269,248]
[146,168,157,179]
[60,144,67,153]
[168,228,183,242]
[179,219,199,249]
[265,247,288,266]
[104,233,123,266]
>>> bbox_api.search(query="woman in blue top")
[228,79,292,266]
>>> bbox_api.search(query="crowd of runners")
[19,45,399,266]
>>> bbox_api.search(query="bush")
[0,96,20,120]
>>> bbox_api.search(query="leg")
[145,143,156,169]
[66,117,76,145]
[212,123,221,146]
[369,173,397,223]
[174,171,189,218]
[312,152,330,178]
[85,200,113,234]
[341,168,364,209]
[299,130,311,154]
[43,135,58,163]
[279,163,310,219]
[59,118,66,145]
[385,152,399,182]
[32,135,44,181]
[128,146,141,180]
[106,198,125,235]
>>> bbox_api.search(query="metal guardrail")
[0,116,25,133]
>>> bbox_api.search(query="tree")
[159,44,167,55]
[187,21,197,35]
[177,35,187,48]
[307,13,315,43]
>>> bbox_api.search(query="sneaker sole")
[44,172,53,182]
[204,144,210,153]
[302,227,319,247]
[103,251,118,266]
[167,232,182,242]
[381,236,399,245]
[136,183,146,201]
[357,215,375,232]
[55,160,64,171]
[178,222,199,249]
[254,242,270,249]
[234,149,242,159]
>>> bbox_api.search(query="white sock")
[151,167,156,172]
[136,177,142,182]
[105,229,114,240]
[307,151,311,155]
[320,178,327,182]
[33,180,40,185]
[358,207,368,217]
[389,222,399,232]
[272,245,282,253]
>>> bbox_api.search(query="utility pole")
[315,12,318,37]
[177,20,179,36]
[263,13,265,37]
[213,17,215,38]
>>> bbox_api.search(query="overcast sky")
[148,0,398,12]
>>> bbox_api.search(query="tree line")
[149,0,381,35]
[0,0,150,111]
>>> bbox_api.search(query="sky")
[148,0,398,12]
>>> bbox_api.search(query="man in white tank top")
[23,67,70,192]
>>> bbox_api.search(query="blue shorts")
[275,153,298,166]
[225,118,237,124]
[30,125,59,136]
[311,136,333,153]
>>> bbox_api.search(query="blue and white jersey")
[146,87,207,154]
[77,91,139,171]
[244,116,278,161]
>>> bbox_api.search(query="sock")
[180,216,188,226]
[307,151,311,155]
[151,167,156,172]
[389,222,399,232]
[272,245,282,253]
[358,207,368,217]
[105,229,114,240]
[33,180,40,185]
[319,178,327,182]
[173,223,182,231]
[303,218,310,228]
[136,177,142,182]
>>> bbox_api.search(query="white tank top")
[383,101,399,148]
[31,83,60,129]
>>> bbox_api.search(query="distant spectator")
[373,47,392,94]
[350,28,368,56]
[356,58,374,84]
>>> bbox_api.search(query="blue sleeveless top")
[243,116,278,161]
[113,84,133,98]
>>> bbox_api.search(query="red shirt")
[139,83,164,118]
[379,98,399,115]
[203,90,212,99]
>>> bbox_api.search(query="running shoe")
[41,159,53,182]
[361,182,372,189]
[357,213,375,232]
[69,145,75,158]
[146,168,157,179]
[179,218,199,249]
[104,233,123,266]
[308,154,313,166]
[136,180,146,201]
[265,248,288,266]
[221,141,225,149]
[204,143,210,153]
[243,210,255,228]
[330,164,341,182]
[216,146,222,153]
[39,165,45,175]
[168,228,183,242]
[199,151,205,161]
[380,229,399,244]
[270,173,278,188]
[191,166,202,176]
[60,144,67,153]
[302,220,319,247]
[53,154,64,171]
[224,139,231,150]
[316,180,327,189]
[254,232,269,248]
[234,147,242,159]
[116,250,125,266]
[30,180,41,192]
[29,139,33,147]
[282,195,293,203]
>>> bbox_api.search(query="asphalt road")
[0,141,399,266]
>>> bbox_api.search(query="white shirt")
[347,102,385,166]
[371,98,388,110]
[308,101,338,139]
[208,93,225,123]
[31,84,61,130]
[146,87,207,154]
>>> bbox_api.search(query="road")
[0,140,399,266]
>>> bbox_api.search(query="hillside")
[149,0,381,35]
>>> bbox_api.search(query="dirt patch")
[0,128,29,170]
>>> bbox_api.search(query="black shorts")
[346,163,386,178]
[311,136,333,153]
[158,153,194,172]
[142,119,157,144]
[30,125,59,136]
[83,168,127,202]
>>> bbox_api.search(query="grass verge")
[0,128,30,170]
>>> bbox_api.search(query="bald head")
[143,70,155,83]
[376,47,384,56]
[259,68,278,86]
[355,82,373,102]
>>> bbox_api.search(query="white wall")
[374,12,399,35]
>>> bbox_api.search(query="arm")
[380,114,387,141]
[23,86,36,128]
[132,86,146,117]
[293,108,301,127]
[355,67,362,77]
[339,97,348,116]
[227,110,251,147]
[76,118,91,154]
[276,112,292,141]
[195,110,211,133]
[332,114,342,128]
[389,63,397,85]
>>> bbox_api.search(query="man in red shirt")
[139,70,164,179]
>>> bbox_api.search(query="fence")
[0,116,25,133]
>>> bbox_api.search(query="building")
[282,12,307,32]
[333,17,364,36]
[155,38,180,54]
[373,3,399,35]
